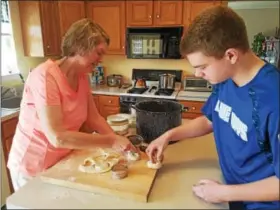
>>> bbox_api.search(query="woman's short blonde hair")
[61,18,110,57]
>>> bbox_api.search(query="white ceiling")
[228,1,279,10]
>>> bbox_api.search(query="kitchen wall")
[234,8,279,45]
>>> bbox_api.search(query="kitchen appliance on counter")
[107,74,123,87]
[183,77,212,92]
[126,26,183,59]
[120,68,182,114]
[158,73,176,89]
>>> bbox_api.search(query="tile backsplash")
[102,55,194,82]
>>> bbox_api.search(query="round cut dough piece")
[146,160,162,169]
[79,161,112,174]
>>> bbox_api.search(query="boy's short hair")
[180,6,250,58]
[61,18,110,57]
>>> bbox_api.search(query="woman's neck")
[231,51,266,87]
[56,57,80,80]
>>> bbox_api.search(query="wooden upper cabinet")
[18,1,44,57]
[18,1,60,56]
[18,1,85,57]
[154,0,183,26]
[183,1,219,27]
[40,1,61,56]
[126,1,153,26]
[58,1,86,38]
[86,1,126,55]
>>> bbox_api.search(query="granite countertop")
[91,85,210,102]
[1,109,19,122]
[6,120,228,209]
[91,85,130,96]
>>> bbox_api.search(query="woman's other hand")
[112,135,137,153]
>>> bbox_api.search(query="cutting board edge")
[40,176,151,203]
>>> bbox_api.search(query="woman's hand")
[145,132,169,163]
[112,135,137,153]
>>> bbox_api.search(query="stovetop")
[120,68,183,99]
[120,81,181,99]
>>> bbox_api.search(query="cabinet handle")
[182,107,189,112]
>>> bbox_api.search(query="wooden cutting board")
[39,149,158,202]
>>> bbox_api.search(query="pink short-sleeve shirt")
[7,59,90,177]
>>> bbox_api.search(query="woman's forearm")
[225,176,279,202]
[53,131,115,150]
[91,115,115,134]
[166,116,213,142]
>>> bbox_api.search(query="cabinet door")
[58,1,86,38]
[183,1,217,27]
[40,1,61,56]
[126,1,153,26]
[154,0,183,26]
[86,1,126,55]
[18,1,45,56]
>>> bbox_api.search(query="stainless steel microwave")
[183,77,213,92]
[126,26,183,59]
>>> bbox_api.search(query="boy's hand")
[192,179,228,203]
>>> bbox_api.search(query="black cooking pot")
[133,99,182,144]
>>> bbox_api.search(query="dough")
[78,161,112,174]
[126,151,140,161]
[78,149,122,174]
[146,160,162,169]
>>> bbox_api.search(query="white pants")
[9,169,32,191]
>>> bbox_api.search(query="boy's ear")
[224,48,239,64]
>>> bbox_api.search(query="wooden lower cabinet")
[93,95,120,118]
[1,116,19,194]
[179,100,204,119]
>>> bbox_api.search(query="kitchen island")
[6,121,228,209]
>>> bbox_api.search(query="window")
[1,0,19,76]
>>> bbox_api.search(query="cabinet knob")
[47,45,50,49]
[192,107,196,110]
[109,100,112,103]
[122,46,125,49]
[156,14,160,18]
[148,15,152,19]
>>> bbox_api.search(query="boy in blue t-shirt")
[145,5,279,210]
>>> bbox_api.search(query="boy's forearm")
[224,176,279,202]
[166,116,213,142]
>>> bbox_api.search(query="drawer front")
[180,101,204,114]
[2,118,18,139]
[99,95,120,107]
[182,112,202,119]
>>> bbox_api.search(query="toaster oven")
[183,77,213,92]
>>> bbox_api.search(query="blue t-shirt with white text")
[202,63,280,210]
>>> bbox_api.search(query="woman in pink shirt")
[7,19,135,191]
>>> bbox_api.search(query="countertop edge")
[1,110,19,122]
